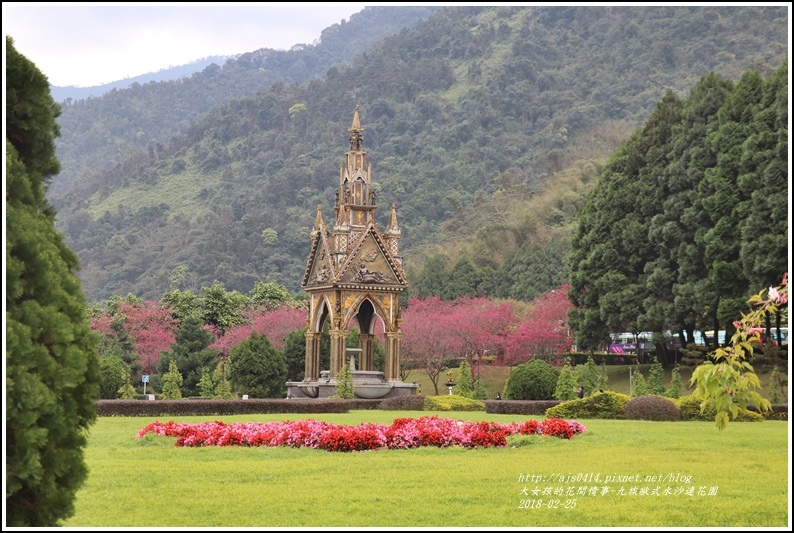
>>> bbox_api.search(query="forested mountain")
[48,6,442,197]
[49,5,788,303]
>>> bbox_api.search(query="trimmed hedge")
[95,399,376,416]
[485,400,561,415]
[568,353,639,365]
[424,394,485,411]
[378,394,426,411]
[749,403,788,421]
[675,395,764,422]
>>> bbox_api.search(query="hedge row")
[485,400,562,415]
[96,399,377,416]
[96,397,787,420]
[96,396,434,416]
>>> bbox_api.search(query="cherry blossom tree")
[502,285,573,366]
[445,296,517,363]
[210,304,306,355]
[90,300,178,374]
[401,296,459,395]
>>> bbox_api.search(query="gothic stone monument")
[286,108,418,399]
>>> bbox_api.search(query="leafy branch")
[690,273,788,430]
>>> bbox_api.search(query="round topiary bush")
[624,395,682,421]
[504,359,560,400]
[546,391,630,419]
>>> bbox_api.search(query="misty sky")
[3,2,368,87]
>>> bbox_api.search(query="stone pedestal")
[286,369,418,399]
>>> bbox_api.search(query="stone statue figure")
[352,262,389,284]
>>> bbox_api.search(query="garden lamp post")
[445,370,456,395]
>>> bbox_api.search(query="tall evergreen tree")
[698,70,765,335]
[443,256,481,300]
[739,63,788,292]
[228,332,288,398]
[661,72,733,342]
[6,36,100,526]
[494,240,570,302]
[410,251,449,298]
[569,91,684,349]
[98,356,128,399]
[283,327,308,381]
[158,315,219,397]
[574,356,600,397]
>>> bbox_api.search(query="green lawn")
[64,411,789,527]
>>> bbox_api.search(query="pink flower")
[136,416,587,451]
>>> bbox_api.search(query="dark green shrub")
[504,359,560,400]
[424,394,485,411]
[95,399,354,416]
[228,332,287,398]
[545,391,630,419]
[98,356,128,399]
[486,400,561,415]
[624,395,681,421]
[751,404,788,421]
[675,395,764,422]
[379,394,426,411]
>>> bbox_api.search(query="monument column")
[304,331,321,381]
[384,331,402,381]
[359,333,375,371]
[329,327,347,377]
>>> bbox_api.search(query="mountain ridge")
[48,5,789,303]
[50,55,231,102]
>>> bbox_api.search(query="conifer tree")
[228,332,287,398]
[666,364,683,399]
[98,356,128,399]
[630,367,649,398]
[213,359,235,399]
[766,366,784,404]
[118,367,137,399]
[161,360,184,399]
[159,315,219,397]
[198,368,215,398]
[596,362,609,392]
[647,357,666,395]
[334,361,355,399]
[472,378,489,400]
[453,360,474,398]
[574,356,599,396]
[6,36,101,526]
[554,358,578,400]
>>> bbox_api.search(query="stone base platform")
[286,370,418,399]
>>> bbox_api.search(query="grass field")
[64,411,790,528]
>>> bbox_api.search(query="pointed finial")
[387,202,400,232]
[350,107,361,131]
[314,205,324,227]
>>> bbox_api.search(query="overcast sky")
[3,2,369,87]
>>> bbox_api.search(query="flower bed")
[136,416,587,452]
